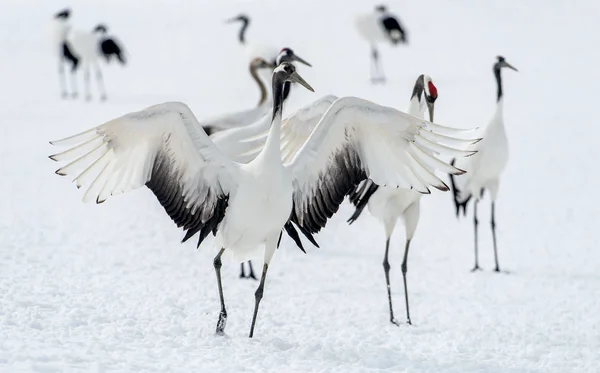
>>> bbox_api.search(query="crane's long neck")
[411,75,425,102]
[250,65,268,106]
[494,66,503,102]
[260,78,285,162]
[239,18,249,44]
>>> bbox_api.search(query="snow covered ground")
[1,0,599,371]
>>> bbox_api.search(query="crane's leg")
[83,65,91,101]
[239,261,258,280]
[95,64,107,101]
[214,248,228,335]
[471,199,481,271]
[401,201,419,325]
[246,260,257,280]
[58,60,68,99]
[383,238,399,326]
[491,202,500,272]
[248,236,277,338]
[371,46,385,84]
[401,239,412,325]
[69,68,78,99]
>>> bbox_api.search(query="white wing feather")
[287,96,479,231]
[50,101,240,206]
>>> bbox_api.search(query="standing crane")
[449,56,518,272]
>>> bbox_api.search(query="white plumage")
[449,56,518,272]
[50,63,477,338]
[346,74,443,326]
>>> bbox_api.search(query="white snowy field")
[1,0,599,371]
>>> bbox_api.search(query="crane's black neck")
[272,76,285,121]
[239,18,249,44]
[411,74,425,102]
[282,82,291,102]
[494,64,503,102]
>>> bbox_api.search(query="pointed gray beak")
[289,53,312,67]
[426,101,435,123]
[290,71,314,92]
[225,17,238,24]
[502,61,518,72]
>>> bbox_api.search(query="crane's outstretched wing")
[49,102,241,247]
[201,105,269,136]
[287,96,479,234]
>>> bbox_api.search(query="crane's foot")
[494,266,501,272]
[390,318,400,326]
[215,310,227,336]
[470,265,482,272]
[406,319,412,326]
[371,77,386,85]
[100,94,107,102]
[71,92,78,99]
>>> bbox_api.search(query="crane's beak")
[502,61,518,72]
[426,100,435,123]
[225,17,239,24]
[288,53,312,67]
[290,71,314,92]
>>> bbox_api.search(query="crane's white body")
[366,95,426,240]
[356,13,389,44]
[453,100,508,201]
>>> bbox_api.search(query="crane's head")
[93,24,108,34]
[275,48,312,67]
[274,62,314,93]
[225,14,249,24]
[423,75,438,122]
[494,56,518,72]
[376,5,388,12]
[250,57,275,70]
[54,8,71,20]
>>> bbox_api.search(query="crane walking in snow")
[449,56,518,272]
[356,5,408,84]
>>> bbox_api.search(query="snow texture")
[1,0,599,372]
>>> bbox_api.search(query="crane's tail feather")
[448,158,472,218]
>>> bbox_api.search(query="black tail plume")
[449,158,471,218]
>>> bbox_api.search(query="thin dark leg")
[401,239,412,325]
[491,202,500,272]
[471,200,481,271]
[246,260,258,280]
[383,238,399,326]
[249,263,269,338]
[371,47,385,84]
[58,61,67,98]
[214,248,227,335]
[239,263,246,278]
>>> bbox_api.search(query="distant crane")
[355,5,408,84]
[52,8,78,98]
[64,23,127,101]
[52,8,127,101]
[449,56,518,272]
